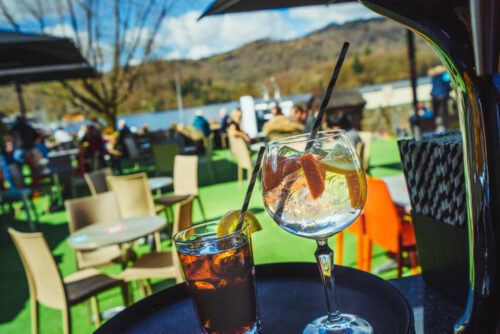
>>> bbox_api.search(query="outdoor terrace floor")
[0,138,414,334]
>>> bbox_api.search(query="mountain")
[0,18,441,118]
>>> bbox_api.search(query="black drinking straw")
[305,41,350,150]
[275,42,350,220]
[236,146,266,231]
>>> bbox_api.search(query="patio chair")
[198,132,216,183]
[48,155,85,198]
[8,228,129,333]
[151,142,178,176]
[1,163,39,231]
[363,177,418,277]
[154,155,206,222]
[84,168,113,195]
[120,196,193,298]
[106,173,162,251]
[228,134,252,187]
[64,192,122,270]
[335,213,370,271]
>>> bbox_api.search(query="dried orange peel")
[299,153,326,199]
[262,155,300,192]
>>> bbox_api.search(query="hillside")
[0,18,442,119]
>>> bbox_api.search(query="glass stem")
[315,239,343,325]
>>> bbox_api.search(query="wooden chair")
[120,196,193,298]
[106,173,162,251]
[228,134,252,187]
[84,168,113,195]
[154,155,206,222]
[64,192,122,270]
[8,228,129,333]
[363,177,418,277]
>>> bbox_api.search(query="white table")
[382,174,411,208]
[147,176,173,194]
[68,216,166,250]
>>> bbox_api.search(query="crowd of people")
[0,117,144,190]
[211,103,361,147]
[0,101,366,193]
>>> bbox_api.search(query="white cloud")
[288,3,378,30]
[164,50,182,60]
[157,10,298,60]
[187,45,214,60]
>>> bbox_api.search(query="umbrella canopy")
[199,0,347,19]
[0,30,95,86]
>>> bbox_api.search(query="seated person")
[262,106,303,141]
[291,105,314,133]
[326,113,362,149]
[227,108,251,144]
[193,110,210,138]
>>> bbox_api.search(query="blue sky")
[156,1,379,60]
[0,0,379,62]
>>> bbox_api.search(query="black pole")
[407,29,420,139]
[15,83,26,117]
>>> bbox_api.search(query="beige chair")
[154,155,206,222]
[8,228,129,334]
[84,168,113,195]
[64,192,122,270]
[120,196,194,298]
[106,173,162,251]
[228,134,252,187]
[358,131,372,171]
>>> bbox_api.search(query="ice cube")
[278,144,303,157]
[309,146,328,158]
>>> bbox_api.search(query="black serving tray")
[96,262,414,334]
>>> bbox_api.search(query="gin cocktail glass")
[262,130,372,334]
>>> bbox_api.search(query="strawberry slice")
[262,155,300,192]
[299,153,326,199]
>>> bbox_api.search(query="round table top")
[250,142,265,152]
[96,263,414,334]
[68,216,166,250]
[147,177,173,191]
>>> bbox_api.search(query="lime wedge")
[319,156,357,175]
[217,210,262,237]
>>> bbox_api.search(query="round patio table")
[383,174,411,208]
[96,262,414,334]
[147,176,173,193]
[67,216,166,250]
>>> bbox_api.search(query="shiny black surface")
[96,263,414,334]
[358,0,500,332]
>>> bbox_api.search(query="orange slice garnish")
[299,153,326,199]
[320,158,366,208]
[262,155,301,192]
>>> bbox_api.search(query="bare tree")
[0,0,174,125]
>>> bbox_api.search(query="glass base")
[303,314,373,334]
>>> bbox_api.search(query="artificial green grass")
[0,140,411,334]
